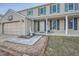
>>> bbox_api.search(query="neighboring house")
[0,3,79,36]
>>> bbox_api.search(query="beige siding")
[60,19,64,31]
[24,19,32,35]
[31,20,34,33]
[1,11,25,23]
[33,8,38,17]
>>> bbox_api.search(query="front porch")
[33,14,79,36]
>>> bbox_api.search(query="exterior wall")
[32,8,38,17]
[31,20,34,33]
[1,10,25,23]
[1,10,26,35]
[25,19,32,35]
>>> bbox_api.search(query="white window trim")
[39,6,46,15]
[52,19,58,30]
[68,4,76,12]
[50,4,58,13]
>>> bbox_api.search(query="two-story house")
[0,3,79,36]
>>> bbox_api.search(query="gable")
[1,9,25,23]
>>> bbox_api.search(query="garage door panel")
[4,22,21,35]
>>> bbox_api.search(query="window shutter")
[44,21,46,31]
[74,18,77,30]
[57,19,60,30]
[50,20,52,30]
[75,3,78,10]
[38,21,40,31]
[65,3,68,12]
[57,4,60,13]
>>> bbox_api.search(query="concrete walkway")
[6,36,42,45]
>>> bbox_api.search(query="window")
[69,3,73,10]
[75,3,78,10]
[50,4,60,13]
[27,9,33,16]
[38,7,46,15]
[53,20,57,29]
[68,20,73,29]
[52,19,60,30]
[65,3,78,12]
[53,5,56,13]
[68,18,77,30]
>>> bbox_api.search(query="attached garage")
[1,9,32,36]
[3,22,22,35]
[1,9,26,35]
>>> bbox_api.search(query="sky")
[0,3,44,15]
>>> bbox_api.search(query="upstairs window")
[69,3,73,10]
[38,7,46,15]
[65,3,79,12]
[50,4,60,13]
[27,9,33,16]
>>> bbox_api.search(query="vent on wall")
[8,15,13,21]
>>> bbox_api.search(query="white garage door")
[4,22,21,35]
[39,21,45,32]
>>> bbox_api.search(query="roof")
[1,9,32,20]
[18,3,52,12]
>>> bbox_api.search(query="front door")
[39,21,45,32]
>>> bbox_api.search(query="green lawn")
[45,36,79,56]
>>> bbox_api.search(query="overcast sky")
[0,3,44,15]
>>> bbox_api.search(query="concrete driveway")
[0,34,17,42]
